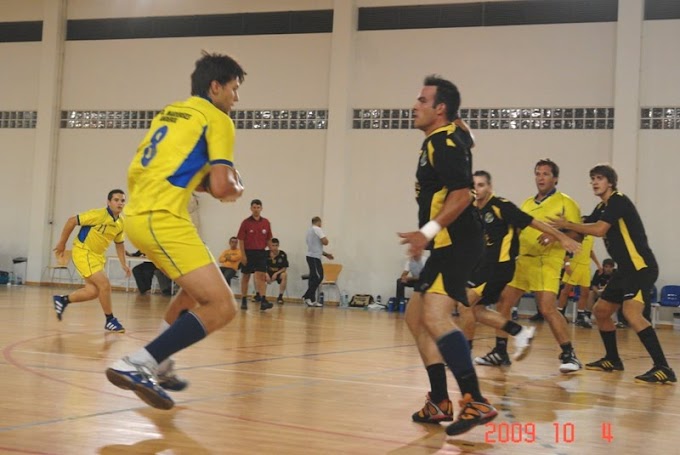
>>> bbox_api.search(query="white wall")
[2,2,679,306]
[638,19,680,290]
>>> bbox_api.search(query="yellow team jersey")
[125,96,235,221]
[571,234,594,265]
[73,207,125,255]
[518,190,581,258]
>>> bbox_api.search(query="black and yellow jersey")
[478,195,533,264]
[415,123,478,249]
[267,250,289,274]
[585,191,657,272]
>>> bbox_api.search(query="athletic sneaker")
[260,300,273,311]
[512,326,536,361]
[634,365,677,384]
[411,393,453,423]
[157,359,189,391]
[304,298,322,307]
[106,356,174,410]
[575,316,593,329]
[445,393,498,436]
[241,297,248,310]
[585,357,624,372]
[104,317,125,333]
[559,350,582,373]
[53,295,68,321]
[277,296,284,305]
[474,348,511,366]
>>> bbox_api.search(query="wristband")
[564,262,571,267]
[420,220,442,241]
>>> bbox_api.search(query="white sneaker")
[305,298,322,307]
[559,350,583,373]
[512,326,535,361]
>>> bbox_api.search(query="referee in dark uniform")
[237,199,273,311]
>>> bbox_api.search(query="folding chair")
[651,285,680,328]
[45,250,75,284]
[318,263,343,302]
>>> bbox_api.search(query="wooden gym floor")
[0,285,678,454]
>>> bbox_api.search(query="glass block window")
[640,107,680,130]
[60,109,328,130]
[0,111,37,129]
[352,107,615,130]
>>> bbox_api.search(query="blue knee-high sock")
[145,311,207,364]
[436,330,484,402]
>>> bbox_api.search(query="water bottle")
[376,295,382,306]
[341,293,349,308]
[9,271,15,285]
[512,307,519,320]
[319,291,325,306]
[398,298,406,313]
[387,297,396,312]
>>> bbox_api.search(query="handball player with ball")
[106,51,245,409]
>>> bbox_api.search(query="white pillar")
[611,0,644,200]
[321,0,357,250]
[26,0,66,282]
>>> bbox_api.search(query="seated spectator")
[396,253,427,303]
[218,236,242,287]
[126,250,173,295]
[266,238,289,305]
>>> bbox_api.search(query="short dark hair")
[535,159,559,179]
[603,258,616,267]
[589,163,618,190]
[311,216,321,224]
[251,199,262,206]
[108,189,125,200]
[424,75,461,121]
[473,170,492,183]
[229,236,238,242]
[191,51,246,98]
[271,238,279,245]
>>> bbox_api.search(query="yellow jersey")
[126,96,235,221]
[73,207,125,255]
[518,189,581,258]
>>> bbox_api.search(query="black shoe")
[277,295,284,305]
[260,300,273,311]
[585,357,624,372]
[241,297,248,310]
[445,394,498,436]
[634,365,677,384]
[575,317,592,329]
[474,348,511,366]
[529,312,544,322]
[558,350,582,373]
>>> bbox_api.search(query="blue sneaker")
[53,295,68,320]
[106,357,174,410]
[105,317,125,333]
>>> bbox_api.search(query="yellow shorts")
[507,255,562,294]
[125,212,214,280]
[563,263,591,287]
[72,246,105,279]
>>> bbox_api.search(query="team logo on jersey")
[419,151,428,167]
[484,212,495,224]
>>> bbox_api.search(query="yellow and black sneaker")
[635,365,677,384]
[585,357,624,372]
[412,393,453,423]
[445,393,498,436]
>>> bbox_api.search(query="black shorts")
[242,250,267,274]
[267,271,284,284]
[600,267,658,305]
[417,238,483,307]
[468,261,515,306]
